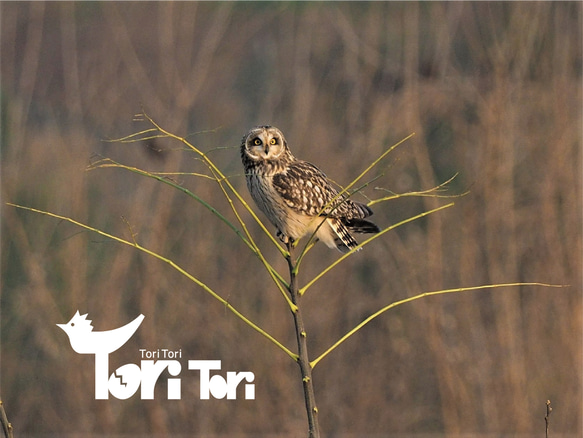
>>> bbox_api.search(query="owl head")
[241,126,294,168]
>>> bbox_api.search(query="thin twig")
[368,173,468,205]
[0,401,14,438]
[311,283,566,369]
[300,203,455,296]
[545,399,552,438]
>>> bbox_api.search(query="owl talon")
[276,230,293,244]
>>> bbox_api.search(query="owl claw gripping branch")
[241,126,380,253]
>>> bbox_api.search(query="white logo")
[57,311,255,400]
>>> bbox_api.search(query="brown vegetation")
[1,2,581,436]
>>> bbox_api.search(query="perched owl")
[241,126,380,253]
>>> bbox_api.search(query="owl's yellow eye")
[253,138,262,146]
[269,138,278,145]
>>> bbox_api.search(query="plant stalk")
[286,242,320,438]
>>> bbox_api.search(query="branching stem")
[286,241,320,438]
[13,117,566,438]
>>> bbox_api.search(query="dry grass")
[1,2,581,436]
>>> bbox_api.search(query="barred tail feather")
[344,218,380,234]
[329,219,360,254]
[352,201,374,218]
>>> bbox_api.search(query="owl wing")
[272,160,371,219]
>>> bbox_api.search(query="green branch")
[368,173,468,206]
[88,158,252,247]
[206,164,296,311]
[140,112,289,257]
[299,203,455,296]
[93,139,297,312]
[7,203,298,361]
[310,282,567,369]
[294,133,416,269]
[128,114,297,310]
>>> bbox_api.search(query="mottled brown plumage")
[241,126,379,252]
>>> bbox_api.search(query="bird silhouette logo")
[56,311,255,400]
[57,311,145,355]
[57,311,146,399]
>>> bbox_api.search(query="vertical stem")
[545,400,552,438]
[286,242,320,438]
[0,400,14,438]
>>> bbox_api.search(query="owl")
[241,126,380,253]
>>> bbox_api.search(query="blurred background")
[1,2,581,437]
